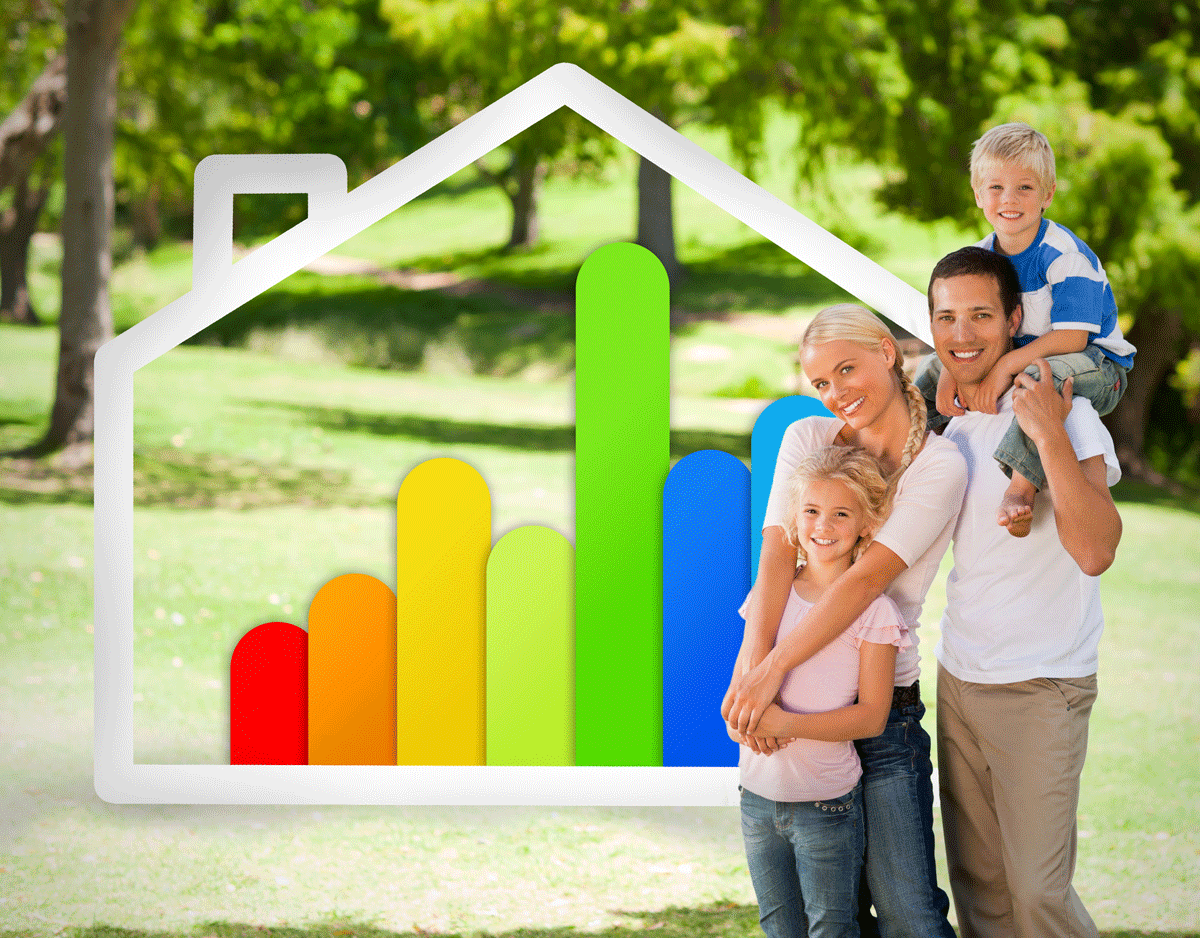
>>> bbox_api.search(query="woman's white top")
[762,417,968,687]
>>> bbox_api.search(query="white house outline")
[94,62,933,805]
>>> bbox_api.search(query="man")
[927,246,1122,938]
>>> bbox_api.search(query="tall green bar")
[574,242,670,765]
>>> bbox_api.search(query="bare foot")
[997,475,1036,538]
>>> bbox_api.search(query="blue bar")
[662,449,750,767]
[750,396,831,575]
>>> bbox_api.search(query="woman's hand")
[726,719,794,755]
[723,653,786,737]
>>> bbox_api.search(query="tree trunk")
[0,53,66,192]
[1102,306,1186,480]
[0,170,50,325]
[636,153,684,285]
[130,181,161,250]
[506,153,542,249]
[38,0,137,459]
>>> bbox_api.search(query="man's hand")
[935,365,966,417]
[723,654,785,736]
[1012,359,1072,447]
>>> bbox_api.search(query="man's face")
[930,273,1021,388]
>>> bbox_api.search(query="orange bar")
[307,573,397,765]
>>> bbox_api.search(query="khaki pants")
[936,664,1098,938]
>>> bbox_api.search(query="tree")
[825,0,1200,478]
[381,0,607,251]
[112,0,424,248]
[0,4,65,325]
[38,0,137,458]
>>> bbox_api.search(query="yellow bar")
[307,574,397,765]
[396,458,491,765]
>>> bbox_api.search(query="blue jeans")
[854,698,956,938]
[914,347,1127,490]
[741,784,865,938]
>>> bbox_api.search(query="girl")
[733,445,910,938]
[724,304,966,938]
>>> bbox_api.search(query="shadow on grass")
[675,241,858,318]
[1112,478,1200,518]
[0,411,750,508]
[262,401,752,460]
[0,448,375,510]
[6,905,763,938]
[184,279,575,378]
[8,915,1196,938]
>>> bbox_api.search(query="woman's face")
[800,338,899,430]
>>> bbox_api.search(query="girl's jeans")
[854,697,957,938]
[740,782,864,938]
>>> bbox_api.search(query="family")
[721,123,1129,938]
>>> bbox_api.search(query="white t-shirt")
[935,393,1120,684]
[739,589,911,802]
[763,417,968,686]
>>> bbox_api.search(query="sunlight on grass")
[2,109,1197,938]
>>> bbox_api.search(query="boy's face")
[973,160,1055,253]
[930,273,1022,389]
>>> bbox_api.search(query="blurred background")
[1,1,1197,936]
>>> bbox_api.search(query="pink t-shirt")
[739,589,911,802]
[762,417,967,686]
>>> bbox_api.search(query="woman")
[723,304,966,938]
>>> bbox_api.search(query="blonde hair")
[969,122,1056,195]
[800,303,928,486]
[782,445,891,565]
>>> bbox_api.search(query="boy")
[915,122,1135,537]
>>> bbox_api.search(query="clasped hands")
[721,654,795,756]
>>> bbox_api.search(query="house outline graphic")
[93,62,934,806]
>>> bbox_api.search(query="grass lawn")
[2,116,1198,937]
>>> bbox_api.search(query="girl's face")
[801,338,898,431]
[794,478,872,568]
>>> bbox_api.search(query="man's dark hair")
[927,246,1022,318]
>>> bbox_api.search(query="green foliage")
[114,0,425,245]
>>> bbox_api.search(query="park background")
[1,1,1198,936]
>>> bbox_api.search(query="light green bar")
[574,242,670,766]
[486,525,575,766]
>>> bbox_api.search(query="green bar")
[574,242,669,766]
[486,525,575,766]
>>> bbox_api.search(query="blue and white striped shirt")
[977,218,1135,370]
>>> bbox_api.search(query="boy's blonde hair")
[782,445,892,565]
[800,303,928,486]
[969,122,1056,195]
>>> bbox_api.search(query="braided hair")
[800,303,928,488]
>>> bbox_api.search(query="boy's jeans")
[741,783,864,938]
[914,346,1127,490]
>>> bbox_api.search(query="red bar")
[230,621,308,765]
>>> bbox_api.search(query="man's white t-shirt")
[935,392,1121,684]
[763,417,968,687]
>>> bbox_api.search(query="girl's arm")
[724,540,907,734]
[721,525,795,717]
[753,641,898,742]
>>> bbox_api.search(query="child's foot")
[997,476,1036,538]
